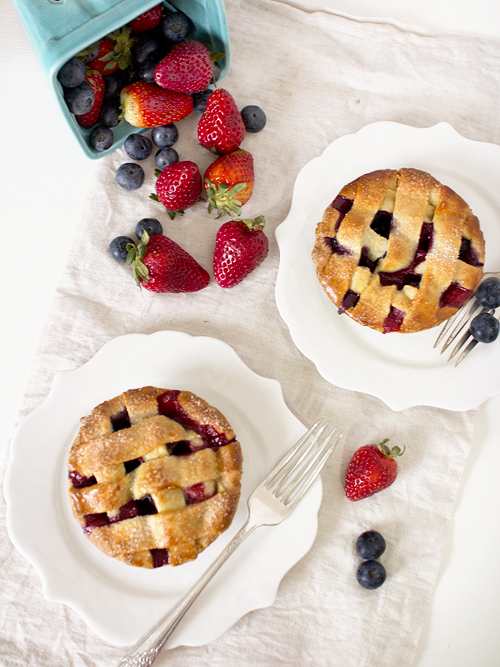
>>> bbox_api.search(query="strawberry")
[75,70,105,128]
[128,4,163,33]
[344,439,404,501]
[204,149,254,217]
[90,28,136,75]
[213,216,269,288]
[126,231,209,293]
[120,81,193,127]
[155,161,202,217]
[154,40,214,94]
[198,89,245,154]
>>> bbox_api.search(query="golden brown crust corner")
[312,167,484,334]
[68,387,242,568]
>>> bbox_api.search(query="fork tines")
[264,419,340,507]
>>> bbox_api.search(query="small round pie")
[312,168,485,333]
[68,386,243,568]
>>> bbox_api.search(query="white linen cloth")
[2,1,500,665]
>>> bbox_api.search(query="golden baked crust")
[68,386,242,568]
[312,168,485,333]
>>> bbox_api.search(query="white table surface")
[1,1,499,666]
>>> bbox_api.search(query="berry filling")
[184,481,216,505]
[110,408,131,431]
[377,223,432,289]
[440,282,474,309]
[168,440,193,456]
[124,457,143,473]
[359,246,381,273]
[157,390,232,449]
[324,236,351,256]
[339,289,360,313]
[83,494,157,533]
[370,210,393,238]
[151,548,170,568]
[382,306,405,333]
[459,237,483,267]
[331,195,354,231]
[69,470,97,488]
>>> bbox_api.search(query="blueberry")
[475,277,500,309]
[64,81,94,115]
[99,101,121,128]
[151,124,178,147]
[470,311,500,343]
[109,236,134,263]
[57,57,85,88]
[120,66,139,87]
[79,43,99,63]
[124,134,152,160]
[116,163,145,191]
[155,147,179,169]
[135,218,163,239]
[213,61,222,82]
[138,60,157,83]
[132,35,163,66]
[160,12,192,42]
[241,105,266,133]
[192,88,213,114]
[89,125,114,152]
[357,560,386,590]
[356,531,386,560]
[103,70,124,101]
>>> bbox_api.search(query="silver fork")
[434,271,500,366]
[118,419,341,667]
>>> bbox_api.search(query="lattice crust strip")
[68,387,243,568]
[312,168,485,334]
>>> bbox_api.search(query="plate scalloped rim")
[5,330,322,647]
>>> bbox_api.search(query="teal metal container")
[13,0,230,158]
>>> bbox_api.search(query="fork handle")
[118,517,258,667]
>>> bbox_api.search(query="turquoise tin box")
[12,0,231,158]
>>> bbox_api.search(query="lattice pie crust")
[312,168,485,333]
[68,386,242,568]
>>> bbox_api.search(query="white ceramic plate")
[5,331,322,647]
[275,122,500,411]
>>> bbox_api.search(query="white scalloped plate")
[5,331,322,647]
[275,122,500,411]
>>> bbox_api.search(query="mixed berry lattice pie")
[68,386,243,568]
[312,168,485,333]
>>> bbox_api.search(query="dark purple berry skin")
[57,57,85,87]
[124,134,152,160]
[89,125,114,152]
[109,236,134,263]
[151,124,178,147]
[135,218,163,239]
[64,81,94,115]
[155,147,178,170]
[99,101,121,128]
[357,560,386,590]
[356,531,386,560]
[241,105,266,133]
[470,311,500,343]
[116,163,144,191]
[160,12,192,42]
[192,88,213,114]
[475,277,500,309]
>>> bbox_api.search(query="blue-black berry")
[470,311,500,343]
[64,81,94,115]
[357,560,386,590]
[116,163,145,191]
[192,88,213,114]
[124,134,152,160]
[89,125,114,152]
[155,147,179,170]
[356,531,386,560]
[241,105,266,133]
[160,12,192,42]
[99,101,121,128]
[109,236,134,263]
[57,57,86,88]
[135,218,163,239]
[151,124,179,147]
[475,277,500,310]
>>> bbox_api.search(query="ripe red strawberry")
[204,149,254,217]
[127,231,209,293]
[120,81,193,127]
[198,89,245,154]
[155,40,213,94]
[90,28,136,75]
[344,439,404,501]
[128,4,163,33]
[213,216,269,288]
[155,161,202,216]
[75,70,105,128]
